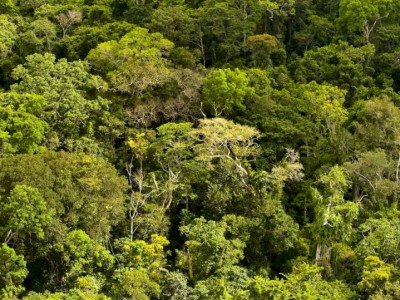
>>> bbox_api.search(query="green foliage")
[196,0,262,63]
[111,235,169,299]
[190,266,250,299]
[11,53,112,153]
[191,118,260,167]
[0,1,16,14]
[23,289,111,300]
[311,166,359,245]
[247,34,280,68]
[339,0,400,43]
[19,18,57,55]
[179,216,247,280]
[87,27,174,96]
[294,15,335,51]
[350,98,400,152]
[0,151,127,242]
[0,92,48,155]
[202,68,255,116]
[250,264,355,299]
[161,272,191,300]
[62,22,134,59]
[0,185,52,244]
[114,234,169,273]
[358,256,392,293]
[55,230,114,284]
[4,0,400,298]
[0,15,17,58]
[112,268,161,300]
[295,41,375,93]
[345,149,398,211]
[294,82,348,141]
[0,243,28,299]
[357,210,400,267]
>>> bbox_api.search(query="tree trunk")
[186,249,193,280]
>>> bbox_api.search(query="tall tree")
[87,27,174,96]
[11,53,114,153]
[339,0,400,43]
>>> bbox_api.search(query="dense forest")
[2,0,400,299]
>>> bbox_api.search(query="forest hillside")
[1,0,400,299]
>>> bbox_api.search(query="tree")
[23,283,112,300]
[298,82,348,140]
[198,0,261,63]
[114,234,169,276]
[295,41,375,93]
[87,27,174,96]
[357,209,400,267]
[294,15,335,52]
[310,166,359,270]
[161,271,191,300]
[358,256,392,294]
[1,185,52,245]
[54,230,114,285]
[0,15,17,59]
[0,151,127,243]
[5,0,400,297]
[149,4,194,46]
[11,53,113,153]
[112,269,161,300]
[125,119,263,227]
[190,266,250,299]
[61,21,134,59]
[0,93,48,155]
[111,235,169,300]
[19,0,51,11]
[191,118,260,175]
[55,10,83,37]
[339,0,400,43]
[237,78,349,164]
[126,132,152,241]
[19,19,58,55]
[0,0,16,14]
[167,7,208,66]
[178,216,247,280]
[110,0,156,25]
[345,150,398,211]
[259,0,295,20]
[246,34,280,68]
[124,124,193,239]
[202,68,255,116]
[351,98,400,154]
[0,244,28,299]
[250,264,355,299]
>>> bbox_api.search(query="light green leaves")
[0,93,48,155]
[87,27,174,96]
[0,15,17,59]
[179,216,247,280]
[11,53,111,152]
[250,263,354,299]
[55,230,114,283]
[202,68,255,116]
[0,244,28,299]
[339,0,400,43]
[358,256,392,293]
[1,185,52,244]
[311,166,359,245]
